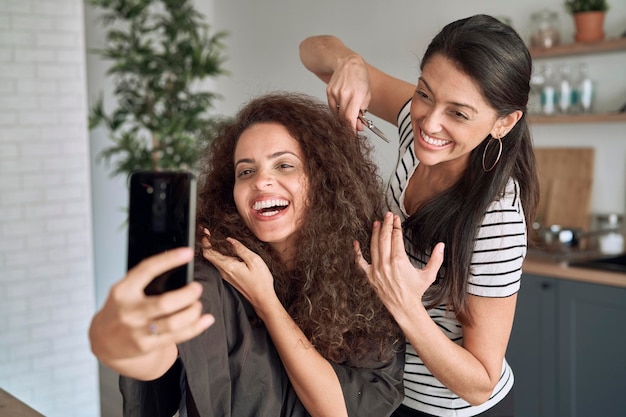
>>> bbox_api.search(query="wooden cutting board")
[534,147,594,231]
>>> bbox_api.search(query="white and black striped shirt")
[385,101,525,417]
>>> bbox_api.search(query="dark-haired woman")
[89,92,444,417]
[300,14,539,417]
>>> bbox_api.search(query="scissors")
[357,110,390,143]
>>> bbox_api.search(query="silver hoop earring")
[482,136,503,172]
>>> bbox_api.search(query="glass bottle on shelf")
[528,64,545,115]
[572,63,594,113]
[556,64,573,114]
[541,63,557,116]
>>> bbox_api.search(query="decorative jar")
[529,9,561,48]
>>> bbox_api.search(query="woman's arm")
[89,248,214,381]
[299,35,414,128]
[203,237,348,417]
[367,213,516,405]
[395,294,516,405]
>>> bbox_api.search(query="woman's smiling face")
[233,122,309,263]
[410,54,504,176]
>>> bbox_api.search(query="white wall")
[82,0,625,414]
[85,0,626,317]
[0,0,99,416]
[210,0,626,212]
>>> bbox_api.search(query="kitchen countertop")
[0,388,44,417]
[523,253,626,288]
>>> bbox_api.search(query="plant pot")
[573,11,605,43]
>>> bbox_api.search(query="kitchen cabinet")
[507,273,626,417]
[528,38,626,124]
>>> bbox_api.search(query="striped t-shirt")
[385,100,526,417]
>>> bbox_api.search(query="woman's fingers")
[424,242,445,281]
[225,237,266,269]
[124,247,194,295]
[167,313,215,344]
[326,59,371,132]
[353,240,370,274]
[202,244,244,278]
[148,300,214,341]
[378,212,395,256]
[370,218,382,266]
[106,248,203,329]
[141,280,204,320]
[370,212,397,269]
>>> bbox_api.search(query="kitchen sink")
[568,253,626,273]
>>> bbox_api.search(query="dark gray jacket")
[120,261,404,417]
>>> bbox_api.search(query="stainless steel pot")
[544,225,582,248]
[532,223,584,251]
[532,222,616,253]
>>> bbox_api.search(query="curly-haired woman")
[89,92,444,417]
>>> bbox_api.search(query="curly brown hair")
[196,92,401,366]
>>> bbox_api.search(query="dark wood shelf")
[529,37,626,59]
[529,112,626,124]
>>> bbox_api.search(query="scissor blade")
[358,115,390,143]
[368,124,390,143]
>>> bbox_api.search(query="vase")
[573,11,605,43]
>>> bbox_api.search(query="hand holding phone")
[127,171,197,295]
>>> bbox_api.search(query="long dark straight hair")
[404,14,539,323]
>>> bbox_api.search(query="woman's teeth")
[421,131,451,147]
[253,199,289,216]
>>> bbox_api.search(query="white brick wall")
[0,0,99,416]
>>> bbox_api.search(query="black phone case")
[127,171,196,295]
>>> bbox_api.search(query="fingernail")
[385,212,393,219]
[191,281,203,294]
[202,314,215,328]
[438,243,445,253]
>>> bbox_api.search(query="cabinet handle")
[541,282,552,290]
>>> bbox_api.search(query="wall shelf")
[529,37,626,59]
[529,38,626,124]
[530,112,626,124]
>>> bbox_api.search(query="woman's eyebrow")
[419,77,478,114]
[234,150,300,168]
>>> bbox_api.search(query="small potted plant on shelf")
[564,0,609,43]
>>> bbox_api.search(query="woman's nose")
[420,108,443,134]
[252,170,274,189]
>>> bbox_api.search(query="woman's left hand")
[202,233,279,312]
[355,212,445,324]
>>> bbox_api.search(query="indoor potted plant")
[88,0,229,179]
[564,0,609,43]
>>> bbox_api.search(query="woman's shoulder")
[193,259,235,298]
[486,178,525,220]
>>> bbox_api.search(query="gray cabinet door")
[508,274,558,417]
[558,279,626,417]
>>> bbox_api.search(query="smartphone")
[127,170,197,295]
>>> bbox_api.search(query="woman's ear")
[491,110,522,138]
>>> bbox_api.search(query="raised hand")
[89,248,214,379]
[326,51,372,132]
[202,234,279,316]
[355,212,445,323]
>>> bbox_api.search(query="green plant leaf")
[87,0,228,179]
